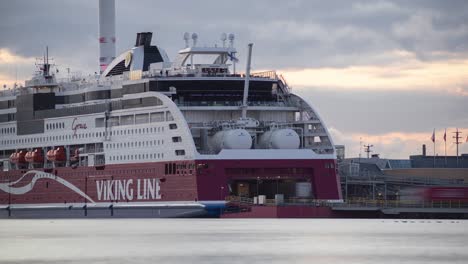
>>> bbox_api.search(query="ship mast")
[364,144,374,159]
[241,43,253,119]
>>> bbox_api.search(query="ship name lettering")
[95,178,160,201]
[72,117,88,136]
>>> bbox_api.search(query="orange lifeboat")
[54,147,66,163]
[46,149,56,161]
[46,147,66,163]
[10,150,27,164]
[9,152,18,164]
[25,148,44,163]
[25,151,33,162]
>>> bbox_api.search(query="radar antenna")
[191,33,198,47]
[228,33,235,48]
[363,144,374,159]
[220,33,227,47]
[183,32,190,48]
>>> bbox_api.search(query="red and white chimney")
[99,0,116,73]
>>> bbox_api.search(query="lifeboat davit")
[46,147,66,162]
[25,148,44,163]
[70,149,80,162]
[9,151,27,164]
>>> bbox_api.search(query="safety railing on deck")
[334,199,468,209]
[226,196,468,209]
[226,196,339,207]
[250,71,277,79]
[278,74,292,93]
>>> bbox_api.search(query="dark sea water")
[0,219,467,264]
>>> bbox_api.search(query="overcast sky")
[1,0,467,158]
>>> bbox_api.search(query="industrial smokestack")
[422,144,426,156]
[99,0,116,73]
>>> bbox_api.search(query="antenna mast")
[241,43,253,119]
[364,144,374,159]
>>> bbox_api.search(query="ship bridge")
[172,47,237,77]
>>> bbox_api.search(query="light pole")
[84,176,88,217]
[256,177,260,197]
[220,186,224,216]
[276,176,280,194]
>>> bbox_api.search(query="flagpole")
[432,129,435,168]
[444,129,447,168]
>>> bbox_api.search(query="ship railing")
[94,159,106,166]
[250,70,277,79]
[342,174,467,186]
[79,148,104,154]
[0,154,10,159]
[226,196,341,207]
[334,199,468,209]
[304,128,327,135]
[25,77,58,87]
[226,195,468,209]
[277,74,292,93]
[0,88,21,97]
[226,196,255,205]
[177,100,291,107]
[145,68,282,80]
[381,175,466,186]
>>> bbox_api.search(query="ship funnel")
[99,0,116,73]
[135,32,153,47]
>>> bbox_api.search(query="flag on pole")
[443,129,446,142]
[431,129,435,143]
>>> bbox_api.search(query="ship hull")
[0,158,340,218]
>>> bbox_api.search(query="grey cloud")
[294,87,468,135]
[1,0,467,71]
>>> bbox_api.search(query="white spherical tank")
[259,129,300,149]
[210,129,252,152]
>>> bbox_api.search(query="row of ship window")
[95,111,175,128]
[58,168,160,177]
[46,122,65,130]
[106,139,165,149]
[109,153,165,161]
[108,125,167,136]
[105,136,182,149]
[0,127,15,135]
[0,124,175,146]
[0,132,106,146]
[107,149,186,161]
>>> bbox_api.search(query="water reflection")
[0,219,466,264]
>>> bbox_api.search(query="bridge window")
[166,112,174,121]
[150,112,164,123]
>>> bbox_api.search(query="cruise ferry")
[0,4,341,218]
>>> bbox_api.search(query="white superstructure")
[0,31,336,172]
